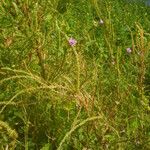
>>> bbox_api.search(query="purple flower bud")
[126,47,132,53]
[68,38,77,46]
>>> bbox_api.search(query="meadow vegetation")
[0,0,150,149]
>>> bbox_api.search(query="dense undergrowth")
[0,0,150,149]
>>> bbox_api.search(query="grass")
[0,0,150,149]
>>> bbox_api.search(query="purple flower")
[68,38,77,46]
[99,19,104,25]
[126,47,132,53]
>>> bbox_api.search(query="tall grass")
[0,0,150,149]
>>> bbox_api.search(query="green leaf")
[40,143,50,150]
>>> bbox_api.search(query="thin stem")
[72,47,80,93]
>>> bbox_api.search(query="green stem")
[72,47,80,93]
[36,48,46,80]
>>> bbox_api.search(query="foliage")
[0,0,150,149]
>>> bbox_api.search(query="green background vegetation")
[0,0,150,149]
